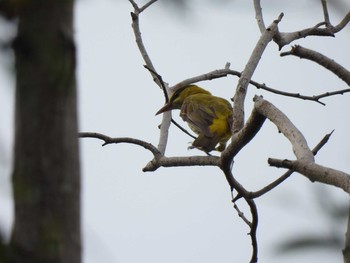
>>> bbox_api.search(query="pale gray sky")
[1,1,349,262]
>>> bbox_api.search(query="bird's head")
[156,84,211,115]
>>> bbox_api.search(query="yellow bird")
[156,84,233,153]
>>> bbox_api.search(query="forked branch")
[253,96,350,194]
[235,130,334,200]
[81,2,350,263]
[232,13,283,133]
[253,0,350,49]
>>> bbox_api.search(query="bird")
[156,84,233,153]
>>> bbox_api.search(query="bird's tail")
[192,134,220,153]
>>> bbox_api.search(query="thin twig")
[321,0,331,26]
[333,11,350,33]
[255,83,327,105]
[274,25,334,50]
[246,198,258,263]
[170,119,196,139]
[172,67,348,105]
[222,166,259,262]
[139,0,157,13]
[144,65,197,140]
[231,190,251,227]
[79,132,161,157]
[129,0,157,14]
[314,89,350,101]
[130,1,159,85]
[312,129,334,155]
[232,202,252,227]
[79,132,220,171]
[253,0,266,33]
[233,130,335,201]
[129,0,172,155]
[273,9,350,49]
[235,171,293,202]
[255,97,350,193]
[144,65,169,101]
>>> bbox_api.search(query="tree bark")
[343,199,350,263]
[7,1,81,262]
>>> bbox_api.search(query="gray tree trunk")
[4,1,81,262]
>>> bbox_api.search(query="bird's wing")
[180,96,217,137]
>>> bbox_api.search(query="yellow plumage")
[156,84,233,153]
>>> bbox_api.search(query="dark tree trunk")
[5,1,81,262]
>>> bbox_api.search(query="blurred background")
[1,0,350,262]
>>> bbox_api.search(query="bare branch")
[171,66,347,105]
[252,98,350,194]
[232,13,283,133]
[79,132,219,172]
[129,1,173,155]
[144,65,169,101]
[242,130,334,200]
[222,108,266,163]
[274,26,334,50]
[314,88,350,101]
[245,170,293,200]
[169,119,196,139]
[128,0,139,12]
[223,166,258,263]
[312,129,334,155]
[255,83,326,105]
[273,9,350,49]
[129,0,162,87]
[139,0,158,13]
[144,65,196,141]
[321,0,331,26]
[156,111,171,155]
[246,198,258,263]
[172,67,241,90]
[233,197,259,263]
[224,129,335,262]
[253,96,314,162]
[79,132,162,157]
[333,11,350,33]
[253,0,265,33]
[218,107,265,261]
[268,158,350,194]
[129,0,157,14]
[143,155,220,172]
[281,45,350,86]
[232,201,252,227]
[130,12,157,78]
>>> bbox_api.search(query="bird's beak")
[155,102,173,115]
